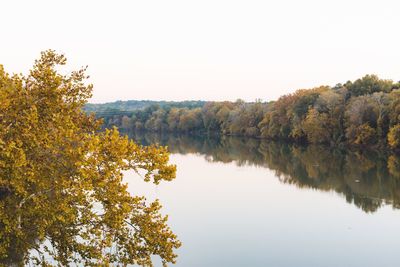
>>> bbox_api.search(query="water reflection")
[127,131,400,213]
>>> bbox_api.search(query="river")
[123,132,400,267]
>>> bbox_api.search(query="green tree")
[346,74,394,97]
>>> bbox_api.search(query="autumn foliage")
[100,75,400,150]
[0,51,180,266]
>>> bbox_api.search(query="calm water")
[125,132,400,267]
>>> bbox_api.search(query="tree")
[371,92,390,138]
[388,124,400,149]
[166,107,182,132]
[388,89,400,126]
[346,74,393,97]
[178,108,203,133]
[347,123,377,146]
[0,50,180,266]
[314,89,347,144]
[345,95,379,144]
[121,115,133,129]
[302,108,331,144]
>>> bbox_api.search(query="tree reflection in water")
[128,131,400,214]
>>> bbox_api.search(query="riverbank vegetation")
[94,75,400,150]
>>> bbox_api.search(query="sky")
[1,0,399,103]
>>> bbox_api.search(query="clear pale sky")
[1,0,399,103]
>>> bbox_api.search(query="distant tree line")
[95,75,400,150]
[85,100,206,113]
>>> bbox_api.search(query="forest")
[93,75,400,150]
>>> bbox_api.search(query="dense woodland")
[93,75,400,150]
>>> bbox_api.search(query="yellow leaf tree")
[388,124,400,150]
[0,50,180,266]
